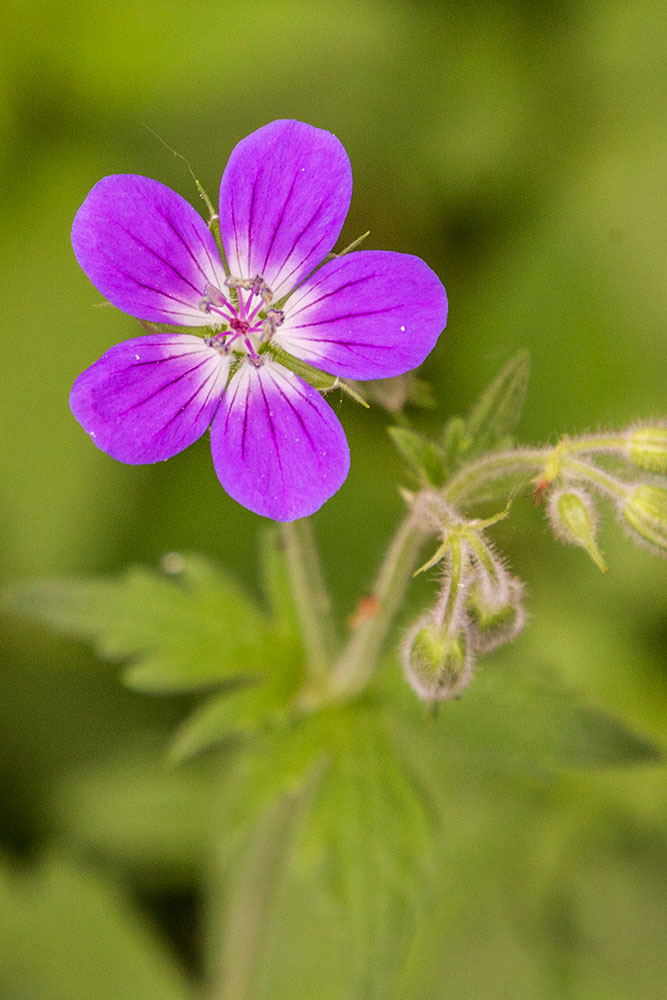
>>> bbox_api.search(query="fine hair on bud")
[466,569,527,654]
[619,483,667,557]
[625,424,667,474]
[546,486,607,571]
[401,612,474,702]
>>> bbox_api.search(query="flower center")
[198,274,285,364]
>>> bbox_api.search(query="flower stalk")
[281,519,338,683]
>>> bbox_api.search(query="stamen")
[199,284,236,322]
[226,273,274,305]
[261,309,285,342]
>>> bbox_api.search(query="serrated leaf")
[5,552,300,693]
[388,426,447,486]
[464,350,530,455]
[215,703,438,998]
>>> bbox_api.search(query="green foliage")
[461,350,531,457]
[390,352,531,486]
[5,540,303,695]
[395,664,661,781]
[387,426,448,487]
[0,852,197,1000]
[215,700,437,998]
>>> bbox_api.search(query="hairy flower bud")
[466,573,526,653]
[626,426,667,473]
[402,615,473,701]
[622,484,667,556]
[547,487,607,571]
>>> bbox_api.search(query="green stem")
[562,456,631,501]
[329,512,427,699]
[441,535,463,631]
[443,448,547,506]
[281,519,338,683]
[210,792,301,1000]
[561,434,628,454]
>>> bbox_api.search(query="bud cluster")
[401,508,527,703]
[537,423,667,564]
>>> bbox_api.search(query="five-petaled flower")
[71,119,448,520]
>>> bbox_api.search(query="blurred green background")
[1,0,665,997]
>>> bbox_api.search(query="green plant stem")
[443,448,547,505]
[210,792,302,1000]
[281,519,338,682]
[329,511,427,699]
[562,434,629,454]
[562,456,630,501]
[441,534,463,630]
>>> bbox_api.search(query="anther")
[261,309,285,341]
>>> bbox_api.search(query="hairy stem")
[329,511,427,699]
[443,448,547,506]
[562,455,631,501]
[281,519,338,682]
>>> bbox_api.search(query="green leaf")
[395,662,661,781]
[388,426,447,486]
[440,414,468,471]
[5,552,298,693]
[49,746,215,883]
[463,350,530,455]
[216,702,438,998]
[169,681,269,762]
[0,852,197,1000]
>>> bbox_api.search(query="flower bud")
[626,427,667,473]
[466,573,526,653]
[402,615,473,701]
[547,487,607,572]
[622,484,667,556]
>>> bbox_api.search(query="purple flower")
[71,120,448,521]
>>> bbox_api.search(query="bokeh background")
[1,1,666,997]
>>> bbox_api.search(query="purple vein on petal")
[158,364,222,433]
[113,222,203,296]
[118,356,212,416]
[270,365,327,422]
[257,373,284,485]
[286,273,377,319]
[288,306,396,329]
[191,222,223,282]
[108,265,198,310]
[260,172,299,276]
[247,175,259,276]
[270,378,318,455]
[125,347,211,369]
[241,381,250,460]
[163,215,215,288]
[230,191,241,272]
[275,200,328,290]
[223,371,245,436]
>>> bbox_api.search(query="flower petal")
[219,120,352,302]
[275,250,448,380]
[210,358,350,521]
[70,335,230,463]
[72,175,228,325]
